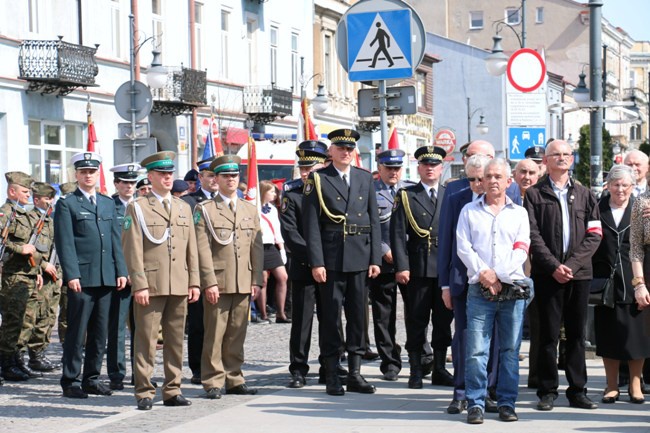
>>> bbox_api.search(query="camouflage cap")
[58,182,78,195]
[5,171,34,189]
[32,182,56,198]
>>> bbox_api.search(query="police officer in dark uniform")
[107,163,141,390]
[303,128,382,396]
[136,177,152,197]
[390,145,453,389]
[281,140,329,388]
[181,157,216,384]
[55,152,128,399]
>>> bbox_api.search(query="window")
[152,0,164,59]
[291,33,299,95]
[416,71,426,109]
[323,34,333,94]
[469,11,483,29]
[28,121,84,186]
[247,18,258,84]
[270,26,278,85]
[110,0,121,57]
[629,70,636,89]
[631,124,642,141]
[505,7,521,25]
[220,10,230,78]
[536,7,544,24]
[195,2,203,70]
[28,0,40,33]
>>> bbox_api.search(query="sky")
[602,0,650,41]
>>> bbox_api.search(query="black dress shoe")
[498,406,518,421]
[109,381,125,391]
[63,386,88,399]
[137,397,153,410]
[485,397,498,413]
[347,374,376,394]
[467,407,484,424]
[382,370,399,381]
[204,388,222,399]
[226,383,258,395]
[163,395,192,406]
[361,350,380,361]
[431,369,455,387]
[82,382,113,396]
[276,317,292,324]
[628,388,645,404]
[569,393,598,409]
[447,399,467,414]
[537,394,555,411]
[601,389,620,404]
[191,374,202,385]
[288,373,306,388]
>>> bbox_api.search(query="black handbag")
[588,268,616,308]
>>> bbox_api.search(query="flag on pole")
[297,98,318,143]
[202,115,224,160]
[245,136,259,209]
[353,148,363,169]
[387,124,399,150]
[86,100,107,194]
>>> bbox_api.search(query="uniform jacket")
[390,182,445,278]
[375,179,414,273]
[54,189,127,287]
[194,195,264,293]
[0,201,40,275]
[28,206,56,276]
[303,165,382,272]
[280,179,312,281]
[524,176,601,281]
[182,189,211,211]
[592,197,634,304]
[122,193,199,295]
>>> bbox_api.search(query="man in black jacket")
[524,139,602,411]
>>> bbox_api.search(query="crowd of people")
[1,130,650,424]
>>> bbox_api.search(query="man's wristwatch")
[632,276,645,287]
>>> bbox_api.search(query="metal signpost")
[336,0,425,151]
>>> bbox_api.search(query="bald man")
[514,159,540,202]
[624,150,649,197]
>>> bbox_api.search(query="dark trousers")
[404,276,452,353]
[60,286,112,389]
[289,278,320,376]
[187,298,204,376]
[107,285,131,382]
[369,272,405,373]
[527,297,541,386]
[535,277,590,398]
[318,270,368,358]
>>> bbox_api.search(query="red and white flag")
[86,101,107,194]
[387,124,399,150]
[297,98,318,143]
[245,136,259,209]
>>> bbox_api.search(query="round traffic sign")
[434,128,456,159]
[506,48,546,93]
[114,80,153,122]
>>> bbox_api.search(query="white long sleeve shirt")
[260,204,284,245]
[456,195,530,285]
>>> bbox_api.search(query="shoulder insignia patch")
[193,210,202,225]
[123,215,132,231]
[304,179,314,196]
[281,197,289,213]
[393,194,401,211]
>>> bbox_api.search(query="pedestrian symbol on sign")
[369,23,394,68]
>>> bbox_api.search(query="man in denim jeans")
[456,158,532,424]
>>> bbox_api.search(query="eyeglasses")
[548,153,573,159]
[384,166,401,171]
[467,177,483,183]
[336,147,355,153]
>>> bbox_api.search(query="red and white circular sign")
[506,48,546,93]
[200,118,219,143]
[434,128,456,160]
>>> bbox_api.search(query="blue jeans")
[465,279,531,411]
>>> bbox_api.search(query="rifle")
[27,204,53,268]
[0,205,18,260]
[46,244,58,282]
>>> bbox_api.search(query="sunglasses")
[467,177,483,183]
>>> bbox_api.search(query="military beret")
[32,182,56,198]
[184,168,199,181]
[4,171,34,189]
[171,179,189,194]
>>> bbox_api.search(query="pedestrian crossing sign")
[346,9,413,82]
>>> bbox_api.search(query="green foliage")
[574,124,613,187]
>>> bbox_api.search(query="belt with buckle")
[323,223,372,235]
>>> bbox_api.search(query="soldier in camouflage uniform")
[16,182,61,372]
[55,181,77,344]
[0,171,42,381]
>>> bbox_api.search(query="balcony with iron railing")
[243,85,293,125]
[18,36,99,95]
[150,66,207,116]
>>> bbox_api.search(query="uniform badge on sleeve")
[393,194,400,211]
[281,197,289,213]
[123,215,132,231]
[193,210,202,225]
[304,179,314,196]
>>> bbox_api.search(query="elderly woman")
[600,164,650,404]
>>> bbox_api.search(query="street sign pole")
[378,80,389,151]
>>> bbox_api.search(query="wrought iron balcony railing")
[18,37,99,95]
[151,66,207,116]
[243,85,293,124]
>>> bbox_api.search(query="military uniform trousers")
[133,294,187,401]
[201,293,250,391]
[107,285,131,383]
[289,277,321,377]
[369,272,406,374]
[58,287,68,343]
[60,285,112,389]
[187,297,204,377]
[33,276,62,351]
[18,275,60,352]
[319,270,369,358]
[404,276,452,353]
[0,274,37,355]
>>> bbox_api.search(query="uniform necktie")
[390,186,396,198]
[342,174,349,191]
[430,188,437,208]
[163,198,171,217]
[210,192,215,199]
[89,195,96,206]
[229,201,235,214]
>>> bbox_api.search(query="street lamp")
[299,56,329,115]
[485,0,526,76]
[467,97,488,142]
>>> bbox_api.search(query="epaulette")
[402,180,417,187]
[283,178,304,193]
[238,198,256,209]
[98,192,112,199]
[351,165,371,173]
